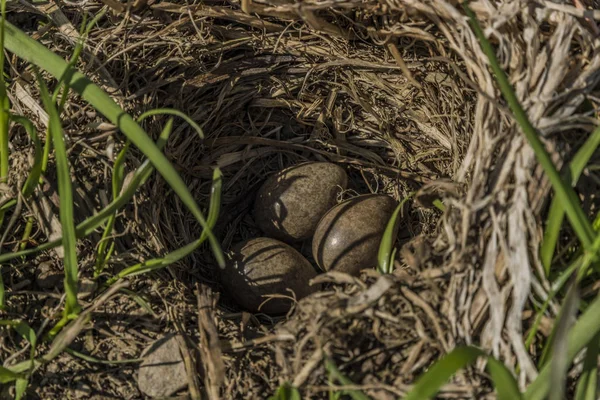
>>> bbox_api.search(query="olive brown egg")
[312,194,399,276]
[254,162,348,243]
[222,237,319,314]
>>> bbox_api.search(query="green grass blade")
[95,116,175,275]
[34,68,80,317]
[324,356,370,400]
[11,116,42,197]
[106,168,223,284]
[549,281,580,400]
[94,138,131,276]
[40,131,51,181]
[486,356,524,400]
[328,372,342,400]
[39,8,89,179]
[95,117,180,275]
[43,313,91,362]
[0,112,192,264]
[541,125,600,274]
[574,333,599,400]
[0,198,14,212]
[5,358,42,375]
[2,20,225,268]
[0,150,166,264]
[432,199,446,212]
[377,203,401,274]
[525,282,600,400]
[0,320,37,382]
[200,167,222,242]
[0,366,23,383]
[0,268,4,309]
[526,255,581,353]
[119,288,156,317]
[52,9,101,112]
[19,217,33,252]
[0,323,31,386]
[0,0,10,184]
[137,108,204,138]
[404,346,521,400]
[463,2,595,250]
[538,269,580,368]
[15,378,27,400]
[53,7,105,111]
[377,195,410,274]
[0,320,38,347]
[268,382,301,400]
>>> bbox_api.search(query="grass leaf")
[526,255,581,351]
[200,167,222,243]
[574,333,600,400]
[11,116,42,197]
[15,378,28,400]
[119,288,157,317]
[107,167,223,284]
[0,112,190,264]
[0,320,37,396]
[541,125,600,274]
[377,195,410,274]
[19,217,34,252]
[525,279,600,400]
[549,281,580,400]
[0,365,23,383]
[268,382,301,400]
[0,0,10,184]
[2,19,225,268]
[137,108,204,138]
[404,346,521,400]
[94,138,131,276]
[34,68,80,318]
[462,2,595,251]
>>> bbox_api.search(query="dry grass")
[1,0,599,398]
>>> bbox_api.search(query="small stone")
[36,262,62,290]
[137,334,187,398]
[77,279,97,300]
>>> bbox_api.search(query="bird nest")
[2,0,600,398]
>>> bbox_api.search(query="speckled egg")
[312,194,399,276]
[253,162,348,243]
[222,237,319,314]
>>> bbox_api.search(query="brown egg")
[222,237,319,314]
[312,194,399,275]
[254,162,348,243]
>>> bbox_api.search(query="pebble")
[137,334,188,398]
